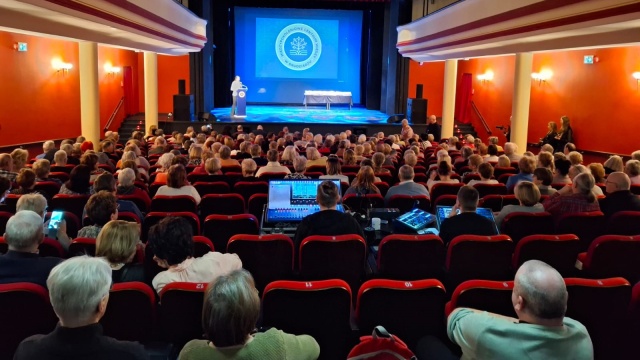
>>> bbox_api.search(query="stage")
[211,105,389,125]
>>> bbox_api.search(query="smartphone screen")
[48,211,63,233]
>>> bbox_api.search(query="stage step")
[453,121,478,141]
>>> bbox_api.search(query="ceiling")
[0,0,207,54]
[397,0,640,62]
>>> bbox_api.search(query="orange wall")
[457,56,515,143]
[408,60,444,116]
[408,45,640,154]
[0,32,81,146]
[138,53,191,114]
[0,31,142,146]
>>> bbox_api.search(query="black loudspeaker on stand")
[407,83,427,124]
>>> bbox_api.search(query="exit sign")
[17,42,27,51]
[584,55,594,64]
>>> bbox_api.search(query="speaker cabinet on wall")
[407,98,427,124]
[178,79,186,95]
[416,84,424,99]
[173,94,194,121]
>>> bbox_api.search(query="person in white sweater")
[155,164,201,205]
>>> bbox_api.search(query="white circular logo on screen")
[275,23,322,71]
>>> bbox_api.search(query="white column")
[510,52,533,154]
[79,42,100,144]
[144,52,159,130]
[441,59,458,139]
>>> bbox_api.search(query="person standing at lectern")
[230,76,243,117]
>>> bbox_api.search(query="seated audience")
[427,161,459,192]
[148,217,242,293]
[256,150,291,177]
[178,269,320,360]
[564,142,577,154]
[624,160,640,185]
[567,151,583,166]
[495,181,545,228]
[537,151,555,172]
[78,191,118,238]
[343,149,357,165]
[17,193,71,250]
[384,165,430,204]
[552,159,572,184]
[10,168,40,197]
[543,173,600,222]
[603,155,624,174]
[465,154,483,176]
[483,144,499,163]
[11,148,29,172]
[506,156,536,190]
[33,159,61,185]
[280,146,297,166]
[36,140,57,161]
[53,149,68,167]
[152,153,175,184]
[344,166,380,197]
[588,163,606,185]
[188,146,203,166]
[0,153,18,181]
[496,155,511,168]
[116,168,151,209]
[205,158,223,175]
[59,164,94,195]
[0,177,9,205]
[250,144,267,167]
[566,164,603,196]
[599,172,640,219]
[372,152,390,174]
[417,260,592,359]
[285,156,310,179]
[294,181,364,259]
[241,159,258,179]
[0,211,62,288]
[467,163,498,186]
[81,152,106,181]
[319,156,349,184]
[156,165,201,205]
[503,142,522,162]
[92,173,143,221]
[13,256,148,360]
[219,145,241,167]
[148,136,168,155]
[533,167,557,196]
[439,186,498,246]
[305,147,327,168]
[96,220,145,283]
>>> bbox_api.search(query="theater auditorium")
[0,0,640,359]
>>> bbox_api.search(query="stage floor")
[211,105,390,125]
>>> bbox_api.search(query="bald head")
[607,172,630,192]
[513,260,567,321]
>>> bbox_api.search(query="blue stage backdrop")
[235,7,362,104]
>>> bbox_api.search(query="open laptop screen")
[435,205,499,233]
[266,179,343,222]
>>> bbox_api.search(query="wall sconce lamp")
[531,69,552,85]
[52,59,72,74]
[104,63,122,75]
[633,72,640,90]
[477,70,494,83]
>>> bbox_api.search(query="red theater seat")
[159,282,207,347]
[512,234,580,277]
[203,214,259,252]
[576,235,640,283]
[101,282,156,342]
[445,280,516,318]
[446,235,513,290]
[376,234,444,280]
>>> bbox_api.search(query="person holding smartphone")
[16,193,71,250]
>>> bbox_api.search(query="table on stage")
[303,90,353,110]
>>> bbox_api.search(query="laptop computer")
[265,179,344,223]
[434,205,500,233]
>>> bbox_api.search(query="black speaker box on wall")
[407,98,427,124]
[173,94,194,121]
[178,79,186,95]
[416,84,424,99]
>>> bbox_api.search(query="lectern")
[236,87,248,118]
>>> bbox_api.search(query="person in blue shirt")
[506,156,536,192]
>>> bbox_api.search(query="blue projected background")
[235,7,362,104]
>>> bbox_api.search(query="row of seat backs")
[2,276,636,360]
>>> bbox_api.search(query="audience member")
[506,156,536,190]
[503,142,522,163]
[537,151,555,172]
[467,163,498,186]
[285,156,310,179]
[250,144,267,166]
[96,220,145,283]
[543,173,600,222]
[588,163,606,184]
[495,181,545,228]
[219,145,240,168]
[33,159,61,185]
[533,167,557,196]
[599,172,640,219]
[438,186,498,246]
[92,173,144,220]
[603,155,624,174]
[0,153,18,181]
[320,156,349,184]
[17,193,71,250]
[204,157,223,175]
[306,147,327,168]
[496,155,511,168]
[78,191,118,238]
[10,168,39,196]
[59,164,94,195]
[0,211,62,288]
[417,260,592,359]
[13,256,148,360]
[178,269,320,360]
[256,150,291,177]
[427,161,459,192]
[484,144,499,163]
[147,217,242,293]
[155,165,201,205]
[567,151,583,166]
[241,158,258,179]
[384,165,429,204]
[624,160,640,185]
[36,140,57,162]
[11,148,29,172]
[344,166,380,197]
[552,159,572,184]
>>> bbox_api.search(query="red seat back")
[501,211,554,244]
[445,280,516,318]
[159,282,207,347]
[101,282,156,342]
[203,214,259,252]
[557,211,606,251]
[512,234,580,277]
[377,235,444,280]
[200,193,245,218]
[581,235,640,283]
[150,195,197,213]
[446,235,513,290]
[387,195,431,214]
